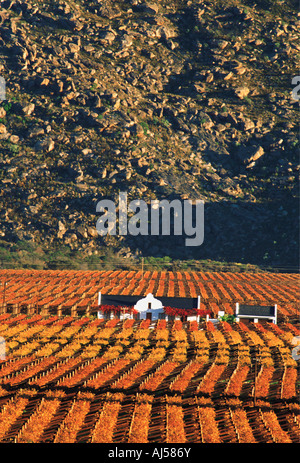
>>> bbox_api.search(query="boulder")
[57,221,67,239]
[28,126,45,138]
[242,119,256,131]
[142,3,159,14]
[34,137,55,152]
[237,145,265,165]
[235,87,250,99]
[21,103,35,116]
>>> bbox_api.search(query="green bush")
[220,314,236,324]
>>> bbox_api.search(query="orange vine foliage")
[140,361,179,391]
[197,397,221,443]
[112,360,156,390]
[0,305,298,444]
[197,364,227,394]
[254,366,274,398]
[228,400,256,443]
[54,394,93,443]
[85,359,130,389]
[91,394,124,443]
[260,406,292,443]
[17,391,64,443]
[166,399,186,443]
[128,395,153,443]
[170,362,203,393]
[281,367,298,399]
[0,396,30,441]
[225,365,250,396]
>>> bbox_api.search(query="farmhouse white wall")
[134,293,165,320]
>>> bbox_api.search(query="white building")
[133,293,165,320]
[97,292,202,322]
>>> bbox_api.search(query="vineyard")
[0,269,299,322]
[0,311,299,443]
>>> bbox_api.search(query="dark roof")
[100,295,141,307]
[238,304,276,317]
[159,297,198,310]
[100,294,198,309]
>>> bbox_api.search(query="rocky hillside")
[0,0,299,271]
